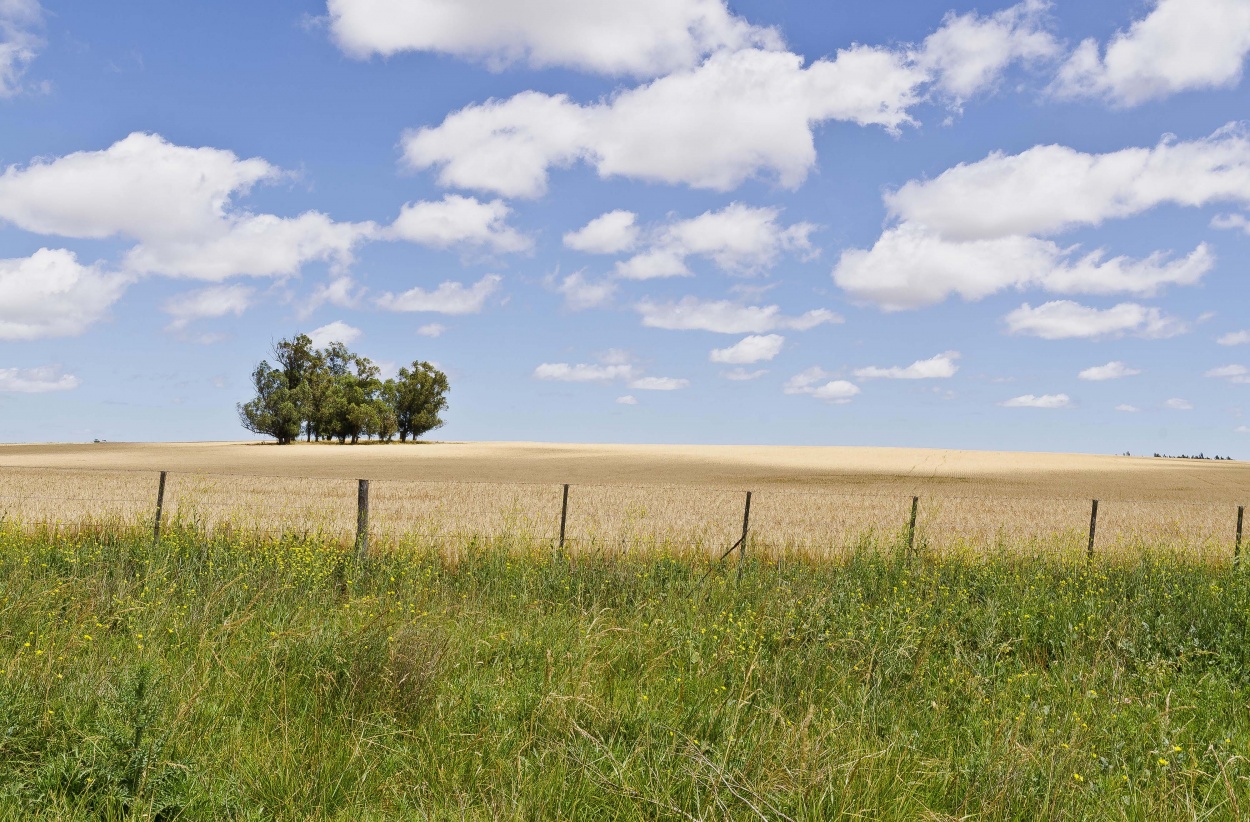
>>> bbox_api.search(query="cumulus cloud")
[163,284,254,331]
[533,362,635,382]
[1004,301,1187,340]
[552,270,616,311]
[1078,361,1142,381]
[783,367,861,403]
[534,349,685,389]
[401,3,1058,197]
[616,395,638,405]
[0,0,42,97]
[0,248,129,340]
[308,320,362,348]
[326,0,780,77]
[885,126,1250,241]
[637,297,839,334]
[1164,397,1194,410]
[915,0,1060,103]
[0,133,376,280]
[1116,404,1140,412]
[1217,330,1250,346]
[563,210,640,254]
[1212,212,1250,234]
[389,194,531,253]
[616,203,815,279]
[709,334,785,364]
[416,323,445,338]
[833,223,1211,311]
[999,393,1072,408]
[1052,0,1250,106]
[721,367,768,381]
[1205,364,1250,383]
[1237,425,1250,433]
[629,376,689,390]
[853,351,960,379]
[0,365,79,393]
[375,274,501,314]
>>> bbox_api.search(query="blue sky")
[1,0,1249,454]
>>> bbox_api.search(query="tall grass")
[3,522,1250,819]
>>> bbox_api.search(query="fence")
[0,466,1245,565]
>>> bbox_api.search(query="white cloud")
[1237,425,1250,433]
[326,0,780,77]
[0,248,129,340]
[553,270,616,310]
[784,367,861,403]
[533,362,636,382]
[616,395,638,405]
[403,48,927,198]
[402,3,1059,197]
[1116,404,1140,412]
[709,334,784,364]
[1004,301,1187,340]
[0,365,79,393]
[375,274,502,314]
[915,0,1060,103]
[853,351,960,379]
[1217,330,1250,346]
[1078,361,1142,381]
[389,194,531,253]
[617,203,815,279]
[0,0,41,97]
[1212,212,1250,234]
[0,133,377,281]
[1052,0,1250,106]
[416,323,445,338]
[721,367,768,381]
[1205,364,1250,383]
[563,210,639,254]
[833,223,1211,311]
[125,212,375,281]
[629,376,689,391]
[1164,397,1194,410]
[885,126,1250,241]
[308,320,362,348]
[637,296,839,334]
[163,284,254,331]
[999,393,1072,409]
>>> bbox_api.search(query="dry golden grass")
[0,440,1245,561]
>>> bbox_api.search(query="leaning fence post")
[906,496,919,558]
[152,470,167,544]
[1086,499,1099,561]
[558,483,570,553]
[1236,505,1245,567]
[355,479,370,560]
[736,491,752,579]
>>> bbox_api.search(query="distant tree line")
[238,334,449,445]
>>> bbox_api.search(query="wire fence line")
[0,466,1245,564]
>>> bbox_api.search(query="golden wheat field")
[0,440,1246,560]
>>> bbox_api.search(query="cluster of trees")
[238,334,449,445]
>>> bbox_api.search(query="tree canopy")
[238,334,449,445]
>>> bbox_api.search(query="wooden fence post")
[355,479,370,560]
[1086,499,1099,561]
[152,470,167,545]
[558,484,570,553]
[906,496,919,557]
[1236,505,1245,567]
[736,491,752,579]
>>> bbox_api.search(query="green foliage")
[236,362,301,444]
[4,523,1250,819]
[239,335,449,445]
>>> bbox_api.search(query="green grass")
[3,524,1250,820]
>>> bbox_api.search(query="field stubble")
[0,466,1243,563]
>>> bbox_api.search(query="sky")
[1,0,1249,455]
